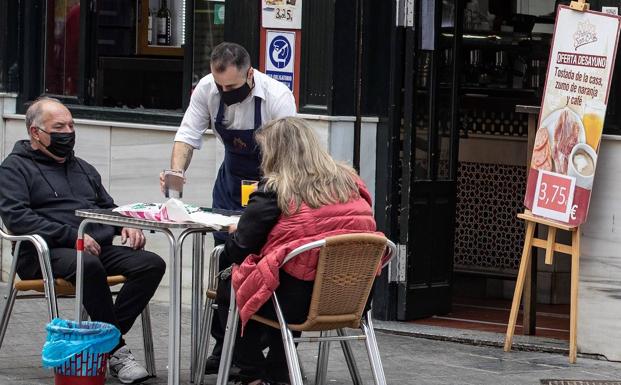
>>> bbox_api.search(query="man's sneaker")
[109,345,151,384]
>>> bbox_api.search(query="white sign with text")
[262,0,302,30]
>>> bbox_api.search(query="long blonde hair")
[256,117,360,215]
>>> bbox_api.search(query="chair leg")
[299,356,309,385]
[0,288,17,351]
[314,331,330,385]
[337,329,363,385]
[216,286,239,385]
[272,295,304,385]
[0,254,19,352]
[193,296,215,384]
[141,304,157,377]
[47,294,59,322]
[80,304,90,321]
[280,326,304,385]
[361,311,387,385]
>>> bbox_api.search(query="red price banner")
[532,171,576,223]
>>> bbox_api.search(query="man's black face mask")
[216,71,253,106]
[38,128,75,158]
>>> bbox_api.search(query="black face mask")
[217,82,252,106]
[38,129,76,158]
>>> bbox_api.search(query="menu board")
[525,6,620,224]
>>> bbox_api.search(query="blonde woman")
[216,117,378,385]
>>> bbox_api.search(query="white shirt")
[174,70,296,149]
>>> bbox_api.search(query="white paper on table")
[162,199,240,230]
[188,211,240,230]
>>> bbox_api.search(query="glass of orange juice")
[583,100,606,151]
[241,180,259,207]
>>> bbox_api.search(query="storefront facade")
[3,0,621,360]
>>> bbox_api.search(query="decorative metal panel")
[453,162,527,273]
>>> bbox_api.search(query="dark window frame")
[16,0,194,127]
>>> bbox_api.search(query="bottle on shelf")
[157,0,171,46]
[147,8,154,45]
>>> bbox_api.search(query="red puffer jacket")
[232,181,379,328]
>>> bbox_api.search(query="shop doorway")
[385,0,570,340]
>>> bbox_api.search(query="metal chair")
[216,233,397,385]
[193,244,222,384]
[195,246,313,384]
[0,229,157,377]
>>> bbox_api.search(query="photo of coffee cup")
[568,143,597,190]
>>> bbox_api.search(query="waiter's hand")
[83,234,101,256]
[159,172,166,194]
[121,228,146,250]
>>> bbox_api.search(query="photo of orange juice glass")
[241,180,259,207]
[583,100,606,151]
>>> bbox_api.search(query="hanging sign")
[525,6,620,225]
[262,0,302,30]
[265,30,295,91]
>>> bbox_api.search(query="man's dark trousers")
[18,245,165,335]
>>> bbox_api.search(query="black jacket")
[224,181,282,266]
[0,140,119,255]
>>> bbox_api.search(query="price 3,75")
[538,182,568,206]
[532,170,576,223]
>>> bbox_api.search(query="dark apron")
[212,97,262,239]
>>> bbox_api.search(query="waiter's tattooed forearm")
[171,142,194,171]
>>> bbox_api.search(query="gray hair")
[25,96,63,131]
[210,42,251,74]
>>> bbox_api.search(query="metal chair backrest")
[254,233,396,332]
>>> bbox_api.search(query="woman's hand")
[227,224,237,234]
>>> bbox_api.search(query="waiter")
[165,42,296,373]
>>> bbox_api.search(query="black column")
[17,0,44,111]
[224,0,260,66]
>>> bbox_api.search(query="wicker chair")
[214,233,397,385]
[0,228,157,377]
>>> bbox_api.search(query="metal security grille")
[453,162,527,274]
[415,108,529,140]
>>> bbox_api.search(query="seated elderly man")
[0,97,165,384]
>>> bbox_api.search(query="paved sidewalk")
[0,292,620,384]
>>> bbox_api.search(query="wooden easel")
[505,0,589,364]
[503,211,580,363]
